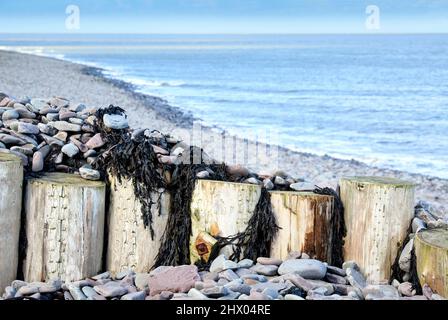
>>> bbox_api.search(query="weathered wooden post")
[415,228,448,298]
[269,191,335,262]
[23,172,106,282]
[189,180,262,263]
[0,153,23,292]
[106,176,170,274]
[340,176,415,283]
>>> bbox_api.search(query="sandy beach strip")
[0,49,446,214]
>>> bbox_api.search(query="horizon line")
[1,32,448,36]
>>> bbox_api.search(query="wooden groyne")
[0,153,23,292]
[23,172,105,282]
[340,176,415,283]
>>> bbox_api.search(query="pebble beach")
[0,49,447,215]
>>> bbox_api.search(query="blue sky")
[0,0,447,33]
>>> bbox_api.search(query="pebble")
[412,217,426,233]
[59,111,77,121]
[226,284,252,295]
[210,255,238,273]
[81,286,98,298]
[346,267,367,290]
[398,239,414,273]
[285,294,305,300]
[240,274,267,282]
[250,264,278,276]
[187,288,208,300]
[94,281,128,298]
[237,259,254,269]
[219,269,240,282]
[196,170,210,179]
[121,291,146,300]
[202,286,228,298]
[17,122,39,134]
[235,268,256,277]
[62,143,79,157]
[148,265,201,296]
[49,97,69,108]
[274,176,286,185]
[278,259,327,279]
[53,131,68,142]
[263,178,274,190]
[18,285,39,296]
[10,145,34,156]
[326,265,346,277]
[325,272,347,285]
[51,121,82,132]
[257,257,283,266]
[342,261,360,271]
[79,166,101,181]
[2,109,19,121]
[244,177,260,185]
[398,282,416,297]
[85,133,105,149]
[103,113,129,129]
[290,182,315,191]
[363,285,400,300]
[37,123,53,134]
[67,284,87,300]
[0,133,26,145]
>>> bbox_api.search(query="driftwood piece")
[415,228,448,298]
[23,172,106,282]
[189,180,261,263]
[106,175,170,274]
[269,191,335,262]
[340,176,415,283]
[0,153,23,292]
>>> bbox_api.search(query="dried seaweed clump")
[94,105,167,239]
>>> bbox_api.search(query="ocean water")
[1,34,448,178]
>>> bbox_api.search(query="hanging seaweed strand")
[153,147,228,267]
[93,105,167,239]
[313,186,346,267]
[195,187,280,271]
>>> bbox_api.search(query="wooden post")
[340,176,415,283]
[23,172,106,282]
[0,153,23,292]
[190,180,261,264]
[106,175,170,274]
[269,191,335,262]
[415,228,448,298]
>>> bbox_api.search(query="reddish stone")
[148,265,201,296]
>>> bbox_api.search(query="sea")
[1,34,447,178]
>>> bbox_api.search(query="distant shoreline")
[0,49,447,214]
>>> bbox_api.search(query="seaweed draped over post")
[93,105,167,239]
[153,147,228,267]
[193,188,280,271]
[313,186,346,268]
